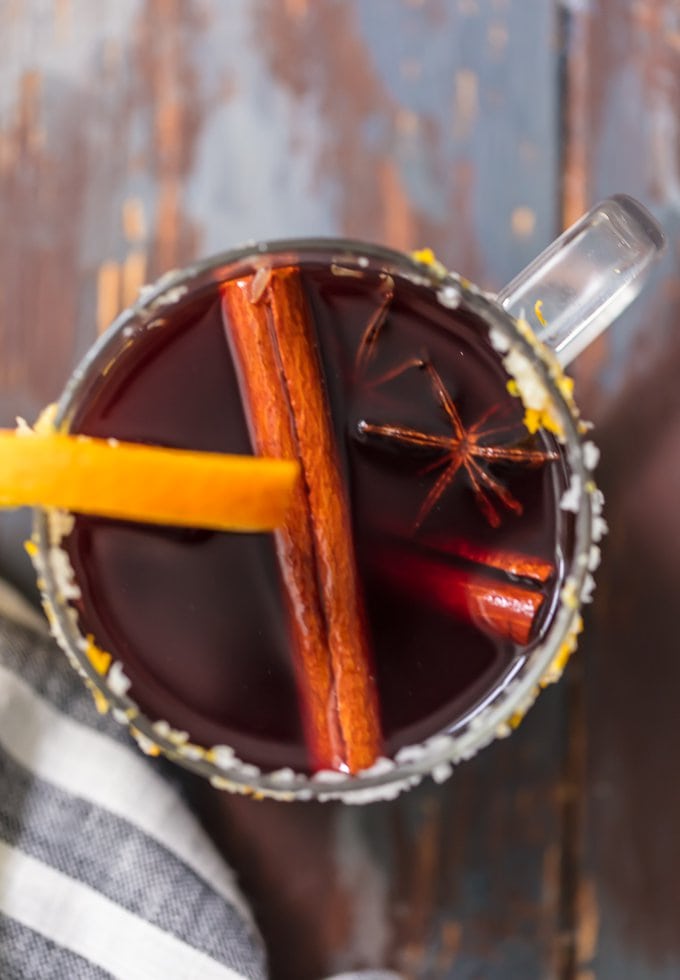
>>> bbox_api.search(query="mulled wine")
[60,255,572,776]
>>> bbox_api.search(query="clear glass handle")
[497,195,665,367]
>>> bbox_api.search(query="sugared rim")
[31,239,601,803]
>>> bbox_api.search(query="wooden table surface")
[2,2,680,978]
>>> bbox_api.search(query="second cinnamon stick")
[370,547,546,645]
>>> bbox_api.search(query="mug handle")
[496,195,666,368]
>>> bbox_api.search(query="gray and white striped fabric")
[0,593,401,980]
[0,609,266,979]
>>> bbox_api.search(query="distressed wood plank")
[563,1,680,977]
[195,685,569,980]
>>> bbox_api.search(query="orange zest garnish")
[0,429,298,532]
[534,299,547,327]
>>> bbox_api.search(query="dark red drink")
[60,255,571,775]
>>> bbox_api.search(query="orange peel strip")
[0,429,298,532]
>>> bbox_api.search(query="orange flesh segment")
[0,429,298,531]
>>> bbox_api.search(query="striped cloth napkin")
[0,584,401,980]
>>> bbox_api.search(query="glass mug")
[30,195,663,802]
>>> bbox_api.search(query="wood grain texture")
[255,0,559,290]
[562,2,680,977]
[194,684,569,979]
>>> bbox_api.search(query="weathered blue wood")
[355,0,560,288]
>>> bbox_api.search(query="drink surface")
[63,259,571,774]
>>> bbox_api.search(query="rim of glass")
[32,238,595,803]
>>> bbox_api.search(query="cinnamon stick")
[221,267,382,773]
[419,536,554,584]
[371,547,545,645]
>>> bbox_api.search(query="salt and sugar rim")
[30,239,600,803]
